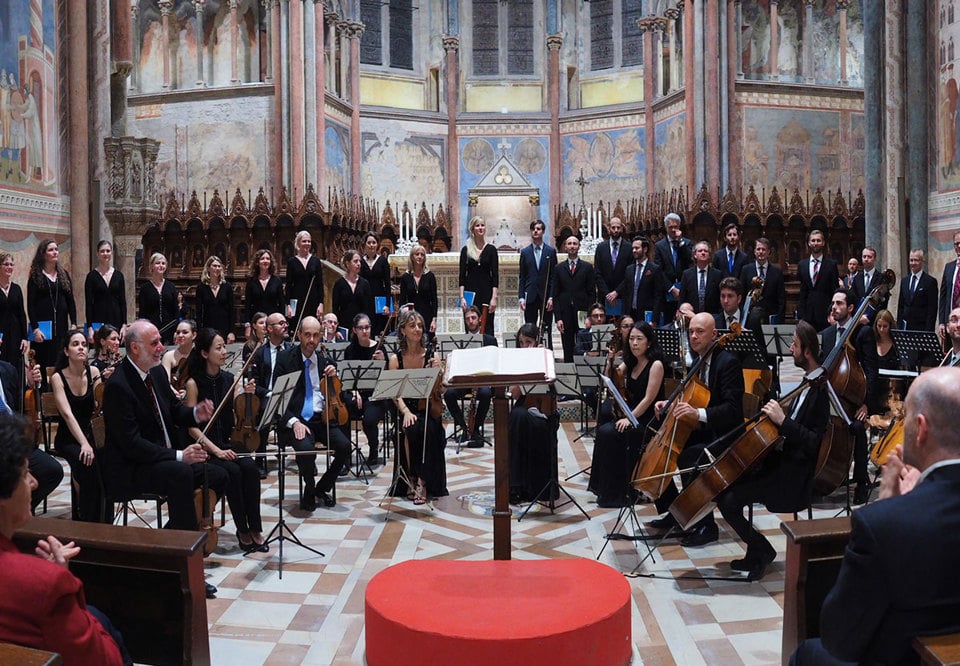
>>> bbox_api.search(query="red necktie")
[953,267,960,309]
[812,259,820,284]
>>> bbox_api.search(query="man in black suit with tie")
[714,277,744,330]
[797,229,839,331]
[554,235,596,363]
[897,249,938,331]
[938,230,960,341]
[712,223,752,279]
[678,241,723,318]
[792,367,960,665]
[942,307,960,367]
[444,306,497,446]
[517,219,557,335]
[594,216,632,312]
[608,236,664,323]
[849,246,887,319]
[273,316,351,511]
[717,320,829,580]
[653,213,693,324]
[738,237,785,328]
[250,312,293,477]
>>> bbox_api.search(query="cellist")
[715,321,830,581]
[648,312,744,546]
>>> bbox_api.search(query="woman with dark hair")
[90,324,121,381]
[0,252,28,366]
[399,244,438,335]
[181,328,267,553]
[84,240,127,340]
[195,255,235,343]
[27,239,77,372]
[244,249,284,338]
[161,319,197,397]
[458,216,498,335]
[588,321,665,507]
[343,313,387,466]
[138,252,179,344]
[360,232,392,334]
[332,250,374,331]
[50,329,108,522]
[243,311,267,363]
[284,230,324,327]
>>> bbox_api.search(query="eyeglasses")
[268,321,286,327]
[355,325,371,331]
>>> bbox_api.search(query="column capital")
[324,10,339,22]
[769,0,779,5]
[312,0,325,7]
[835,0,850,8]
[676,0,685,10]
[442,34,460,52]
[653,17,668,32]
[637,16,661,33]
[228,0,239,8]
[344,21,364,40]
[803,0,815,6]
[664,7,680,20]
[158,0,173,15]
[131,0,140,16]
[261,0,277,11]
[193,0,205,12]
[546,33,563,50]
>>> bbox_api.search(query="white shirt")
[286,352,326,428]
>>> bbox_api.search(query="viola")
[232,361,261,453]
[870,418,904,467]
[23,349,41,446]
[318,342,349,427]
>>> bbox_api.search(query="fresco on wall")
[654,114,685,191]
[561,128,645,211]
[938,0,960,190]
[185,121,264,193]
[0,0,58,191]
[360,120,444,215]
[325,122,350,195]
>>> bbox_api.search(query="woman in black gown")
[284,230,324,328]
[873,309,901,412]
[458,216,498,336]
[399,244,438,336]
[27,239,77,373]
[0,252,28,366]
[360,233,392,335]
[332,250,373,332]
[196,256,236,343]
[138,252,179,344]
[244,249,284,338]
[84,241,127,340]
[343,313,387,466]
[589,321,665,507]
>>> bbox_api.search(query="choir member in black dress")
[0,252,28,366]
[242,312,267,363]
[243,249,284,340]
[90,324,121,382]
[459,216,499,336]
[84,241,127,341]
[196,256,236,343]
[27,239,77,373]
[138,252,179,344]
[389,310,447,503]
[360,232,393,334]
[399,244,438,335]
[343,313,387,466]
[182,327,267,553]
[332,250,374,332]
[873,309,902,409]
[589,321,665,507]
[285,230,324,327]
[51,329,108,522]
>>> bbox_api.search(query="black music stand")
[259,370,325,577]
[890,329,944,371]
[436,334,485,445]
[763,323,796,398]
[338,359,385,483]
[321,342,349,363]
[655,328,684,379]
[573,355,606,440]
[588,324,615,353]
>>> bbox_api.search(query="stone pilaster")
[345,22,364,196]
[230,0,240,83]
[314,0,326,195]
[769,0,779,80]
[547,34,562,220]
[837,0,849,85]
[159,0,173,90]
[194,0,206,87]
[639,17,659,198]
[443,35,460,233]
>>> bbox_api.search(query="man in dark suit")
[739,236,785,328]
[608,236,664,323]
[938,230,960,340]
[712,223,752,279]
[554,235,596,363]
[678,241,723,317]
[849,245,887,324]
[653,212,693,324]
[517,219,557,335]
[650,312,745,546]
[714,277,744,330]
[797,229,839,331]
[273,316,351,511]
[897,249,938,331]
[250,312,293,477]
[792,367,960,665]
[594,216,632,312]
[717,321,829,580]
[445,306,497,446]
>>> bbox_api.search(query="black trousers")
[209,455,262,532]
[279,418,351,494]
[29,447,64,511]
[130,460,229,531]
[346,392,385,456]
[444,386,491,432]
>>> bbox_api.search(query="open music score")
[442,347,556,388]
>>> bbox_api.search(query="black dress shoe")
[466,439,484,448]
[746,547,777,581]
[853,484,871,505]
[259,466,268,480]
[680,523,719,547]
[318,490,336,508]
[300,492,317,512]
[205,583,218,599]
[509,490,523,505]
[648,514,679,530]
[367,454,380,466]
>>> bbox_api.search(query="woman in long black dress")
[332,250,373,332]
[284,230,324,328]
[458,216,498,335]
[0,252,28,366]
[243,249,284,338]
[389,309,446,503]
[399,244,438,335]
[589,321,665,507]
[196,256,236,343]
[27,239,77,372]
[343,313,387,466]
[873,309,901,411]
[138,252,179,344]
[360,232,392,334]
[51,329,108,522]
[84,240,127,340]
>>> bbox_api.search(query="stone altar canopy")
[468,152,540,252]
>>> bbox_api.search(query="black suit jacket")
[553,259,596,327]
[616,261,664,323]
[897,271,938,331]
[797,256,839,330]
[739,262,785,324]
[820,463,960,664]
[939,260,959,326]
[517,243,557,306]
[594,238,633,299]
[699,347,745,450]
[678,266,723,314]
[101,359,200,498]
[251,340,293,401]
[712,248,752,279]
[0,359,21,412]
[820,323,881,414]
[653,236,693,287]
[272,344,337,429]
[850,269,888,313]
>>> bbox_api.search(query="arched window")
[589,0,644,71]
[360,0,415,70]
[471,0,538,76]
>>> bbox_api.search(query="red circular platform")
[365,558,632,666]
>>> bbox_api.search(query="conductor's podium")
[365,558,632,666]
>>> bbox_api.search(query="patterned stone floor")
[38,395,859,666]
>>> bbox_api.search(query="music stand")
[371,367,441,518]
[763,324,796,398]
[259,370,325,577]
[338,360,385,483]
[890,329,944,371]
[588,324,615,353]
[655,328,684,378]
[719,327,769,369]
[436,334,485,444]
[572,355,606,440]
[321,341,349,363]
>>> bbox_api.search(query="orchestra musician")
[84,240,127,342]
[715,321,830,581]
[273,316,350,511]
[518,219,557,333]
[399,244,438,335]
[388,309,447,505]
[243,249,285,341]
[332,250,374,333]
[459,216,499,336]
[91,324,121,381]
[250,312,293,478]
[360,232,393,335]
[0,252,29,366]
[195,256,236,343]
[649,312,744,546]
[138,252,179,344]
[791,367,960,666]
[181,328,267,553]
[588,321,665,508]
[342,313,387,466]
[161,319,197,398]
[444,306,496,446]
[27,239,77,375]
[285,230,324,326]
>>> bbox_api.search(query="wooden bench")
[0,642,61,665]
[13,517,210,666]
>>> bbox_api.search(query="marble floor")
[38,391,860,666]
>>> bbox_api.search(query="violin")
[23,349,42,445]
[317,342,349,427]
[421,338,444,420]
[232,360,261,453]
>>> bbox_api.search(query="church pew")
[0,642,61,665]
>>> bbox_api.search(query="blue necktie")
[301,358,314,421]
[0,387,11,415]
[728,252,734,274]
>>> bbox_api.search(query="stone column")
[727,0,741,194]
[279,0,291,189]
[681,0,695,195]
[863,0,883,250]
[769,0,779,80]
[443,35,460,233]
[68,0,91,316]
[269,0,282,191]
[262,0,273,83]
[314,0,326,193]
[734,0,743,78]
[803,0,815,82]
[665,7,680,92]
[640,18,659,198]
[906,0,928,252]
[325,11,338,92]
[109,0,133,136]
[704,0,720,189]
[346,22,364,195]
[230,0,240,83]
[159,0,173,90]
[194,0,205,87]
[290,0,306,191]
[131,0,141,92]
[837,0,849,85]
[547,34,562,222]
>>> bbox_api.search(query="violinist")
[343,313,387,466]
[273,316,350,511]
[588,322,664,508]
[242,312,267,363]
[444,306,495,446]
[649,312,744,546]
[161,319,197,397]
[181,328,267,553]
[90,324,121,381]
[574,304,607,356]
[249,313,293,478]
[716,321,829,580]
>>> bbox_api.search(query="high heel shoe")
[237,531,258,553]
[251,532,269,553]
[413,479,427,505]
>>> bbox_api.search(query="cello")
[632,323,742,500]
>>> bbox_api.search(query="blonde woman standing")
[458,216,498,335]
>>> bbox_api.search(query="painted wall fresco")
[653,113,686,192]
[0,0,58,192]
[938,0,960,191]
[561,127,645,210]
[325,121,350,195]
[360,118,445,216]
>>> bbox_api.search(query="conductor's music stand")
[338,359,385,483]
[890,329,944,371]
[260,370,325,577]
